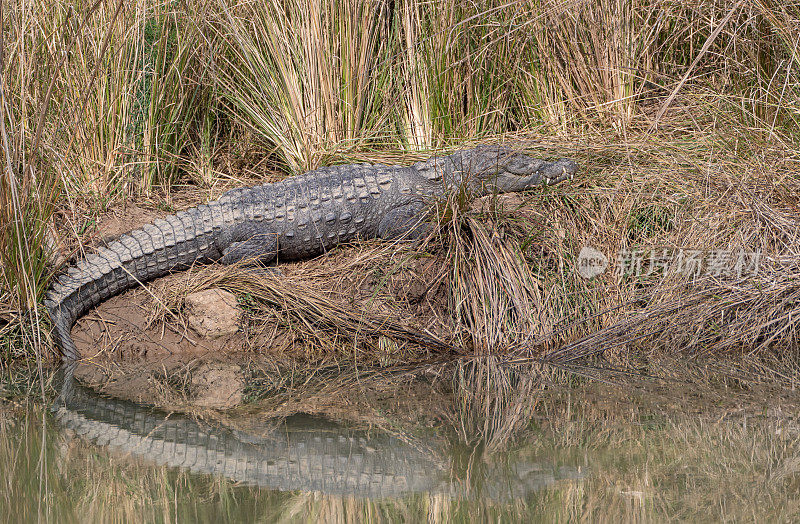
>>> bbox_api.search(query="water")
[2,364,800,522]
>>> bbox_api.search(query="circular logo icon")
[577,246,608,279]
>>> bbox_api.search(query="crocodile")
[45,145,578,361]
[52,364,585,498]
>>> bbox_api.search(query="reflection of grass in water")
[4,388,800,522]
[519,390,800,522]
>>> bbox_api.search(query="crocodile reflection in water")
[51,365,585,499]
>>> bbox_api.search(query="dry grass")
[0,0,798,384]
[149,253,452,366]
[529,140,800,371]
[213,0,394,172]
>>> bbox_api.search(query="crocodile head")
[456,145,578,194]
[414,145,577,195]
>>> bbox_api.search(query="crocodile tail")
[45,205,223,361]
[44,299,80,360]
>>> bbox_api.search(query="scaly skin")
[45,146,578,360]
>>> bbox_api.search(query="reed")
[212,0,394,173]
[0,0,797,373]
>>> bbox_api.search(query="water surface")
[2,364,800,522]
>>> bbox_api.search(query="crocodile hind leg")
[221,234,278,265]
[218,222,279,266]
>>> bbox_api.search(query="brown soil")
[68,246,451,363]
[71,272,248,361]
[95,204,168,243]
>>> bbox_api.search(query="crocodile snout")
[541,158,578,186]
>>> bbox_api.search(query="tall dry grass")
[0,0,798,369]
[213,0,394,172]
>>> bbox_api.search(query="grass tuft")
[0,0,798,382]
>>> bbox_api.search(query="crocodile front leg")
[217,221,278,265]
[378,201,430,240]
